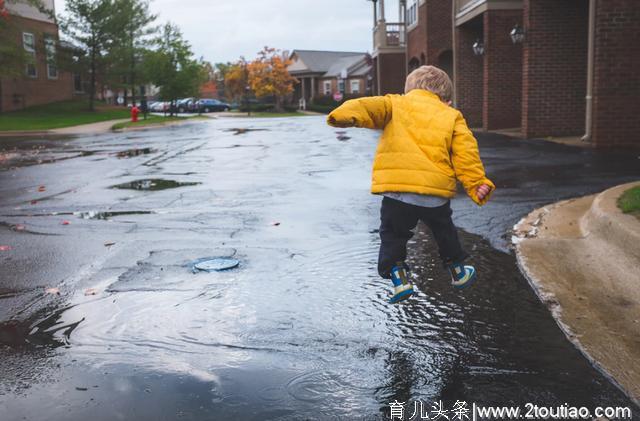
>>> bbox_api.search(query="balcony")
[456,0,486,15]
[455,0,522,26]
[373,21,406,53]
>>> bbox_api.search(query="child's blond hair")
[404,65,452,102]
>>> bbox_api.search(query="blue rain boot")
[389,263,414,304]
[449,262,477,290]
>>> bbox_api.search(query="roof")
[288,50,371,79]
[324,54,370,77]
[288,50,366,75]
[6,0,55,23]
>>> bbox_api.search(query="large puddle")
[0,229,635,420]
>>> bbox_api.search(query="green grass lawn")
[111,115,188,130]
[618,185,640,219]
[0,100,131,131]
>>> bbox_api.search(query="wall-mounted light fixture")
[472,39,485,56]
[510,24,525,44]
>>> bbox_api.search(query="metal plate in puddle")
[194,258,240,272]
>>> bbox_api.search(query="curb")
[581,181,640,260]
[513,181,640,406]
[514,247,637,408]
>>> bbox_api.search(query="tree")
[108,0,157,105]
[247,47,296,112]
[224,58,249,103]
[143,23,206,116]
[213,62,232,100]
[61,0,115,111]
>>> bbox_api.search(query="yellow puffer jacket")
[327,89,495,205]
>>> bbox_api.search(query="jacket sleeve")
[327,96,392,130]
[451,112,495,206]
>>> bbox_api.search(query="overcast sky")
[54,0,403,63]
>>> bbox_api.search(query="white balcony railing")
[373,22,406,50]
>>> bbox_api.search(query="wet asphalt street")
[0,116,638,420]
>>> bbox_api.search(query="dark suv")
[196,99,231,113]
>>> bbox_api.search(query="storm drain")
[192,257,240,273]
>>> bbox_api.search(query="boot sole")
[389,288,413,304]
[452,273,477,290]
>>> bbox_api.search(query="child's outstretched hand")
[328,115,355,128]
[476,184,492,201]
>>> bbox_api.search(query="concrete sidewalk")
[514,181,640,403]
[0,118,130,137]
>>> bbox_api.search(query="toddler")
[327,65,494,303]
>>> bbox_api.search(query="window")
[323,80,332,95]
[407,1,418,27]
[74,73,84,93]
[44,35,57,79]
[338,79,345,93]
[23,32,37,78]
[350,80,360,94]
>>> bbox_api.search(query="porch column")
[311,77,315,101]
[482,9,522,130]
[522,0,588,138]
[455,22,484,127]
[301,77,306,101]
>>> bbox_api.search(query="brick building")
[0,0,76,113]
[288,50,373,104]
[370,0,407,95]
[371,0,639,148]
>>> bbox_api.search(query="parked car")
[196,99,231,113]
[176,98,196,113]
[149,101,170,112]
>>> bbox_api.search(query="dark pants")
[377,196,468,279]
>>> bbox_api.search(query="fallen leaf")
[0,245,12,251]
[84,288,98,296]
[61,220,70,225]
[104,242,115,247]
[38,185,46,192]
[30,200,38,205]
[45,287,60,295]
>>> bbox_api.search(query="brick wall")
[483,9,522,130]
[0,15,74,112]
[377,53,406,95]
[455,19,483,127]
[522,0,588,138]
[407,2,427,67]
[426,0,453,66]
[591,0,640,148]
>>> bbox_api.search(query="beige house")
[288,50,373,104]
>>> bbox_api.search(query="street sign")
[333,92,343,102]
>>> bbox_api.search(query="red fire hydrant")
[131,105,140,123]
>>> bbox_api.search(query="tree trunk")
[275,96,284,113]
[89,44,96,112]
[129,35,136,106]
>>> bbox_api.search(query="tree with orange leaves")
[224,57,250,103]
[247,47,296,112]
